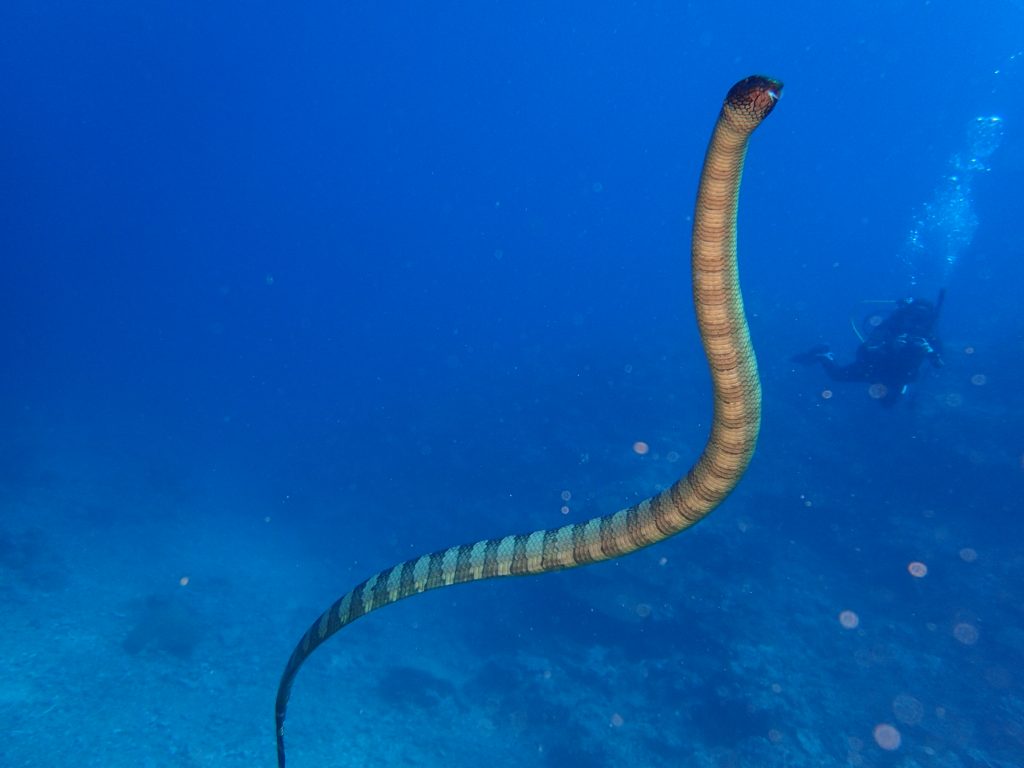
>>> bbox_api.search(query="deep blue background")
[4,2,1021,533]
[4,3,1021,503]
[1,2,1022,765]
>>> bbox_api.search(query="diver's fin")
[791,344,831,365]
[933,288,946,329]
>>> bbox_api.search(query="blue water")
[2,2,1022,766]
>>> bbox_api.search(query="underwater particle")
[592,181,604,193]
[821,389,833,400]
[872,723,901,750]
[560,506,570,516]
[179,576,190,587]
[892,694,924,725]
[632,441,650,455]
[635,603,652,618]
[560,490,572,501]
[839,610,860,629]
[959,547,978,562]
[666,450,680,463]
[953,622,979,645]
[264,516,272,523]
[964,345,975,355]
[771,683,782,694]
[658,557,668,566]
[970,373,987,386]
[907,561,928,578]
[867,383,888,400]
[610,712,624,727]
[494,249,504,260]
[767,728,783,743]
[265,273,274,286]
[945,392,963,407]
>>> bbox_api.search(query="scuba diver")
[792,290,946,407]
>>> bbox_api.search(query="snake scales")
[275,75,782,766]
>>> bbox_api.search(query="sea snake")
[275,74,782,766]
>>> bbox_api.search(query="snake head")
[725,75,784,123]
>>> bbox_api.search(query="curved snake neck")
[275,75,782,766]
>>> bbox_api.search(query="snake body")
[275,75,782,766]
